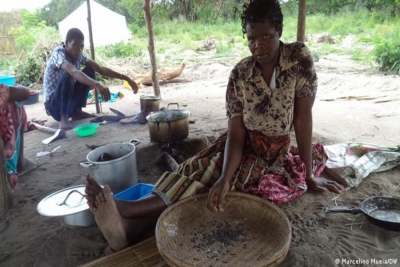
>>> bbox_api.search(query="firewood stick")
[161,152,179,172]
[31,122,58,134]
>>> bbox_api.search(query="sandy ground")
[1,55,400,267]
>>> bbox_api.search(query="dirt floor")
[1,55,400,267]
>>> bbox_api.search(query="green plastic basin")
[73,123,99,137]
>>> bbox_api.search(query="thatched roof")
[0,11,22,55]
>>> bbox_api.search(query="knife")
[109,108,126,117]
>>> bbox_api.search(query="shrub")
[372,22,400,73]
[100,42,143,58]
[9,11,59,53]
[374,38,400,73]
[15,50,47,86]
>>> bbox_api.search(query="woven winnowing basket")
[156,192,291,267]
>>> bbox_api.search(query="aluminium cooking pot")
[80,143,138,194]
[146,103,190,143]
[325,196,400,231]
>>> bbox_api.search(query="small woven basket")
[156,192,291,267]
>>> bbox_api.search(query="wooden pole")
[143,0,161,97]
[87,0,100,114]
[297,0,307,42]
[0,139,13,216]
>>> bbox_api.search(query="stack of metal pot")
[139,95,161,124]
[37,142,139,227]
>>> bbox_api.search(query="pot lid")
[146,110,190,122]
[37,185,90,217]
[140,95,160,100]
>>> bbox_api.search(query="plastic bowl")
[73,123,99,137]
[24,91,39,105]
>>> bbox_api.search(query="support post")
[297,0,307,42]
[143,0,161,97]
[87,0,100,113]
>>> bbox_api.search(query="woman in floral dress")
[0,83,33,193]
[85,0,344,252]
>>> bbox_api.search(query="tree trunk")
[213,0,224,23]
[0,139,13,216]
[297,0,307,42]
[181,0,190,20]
[87,0,100,114]
[143,0,161,97]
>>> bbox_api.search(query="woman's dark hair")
[66,28,84,43]
[241,0,284,37]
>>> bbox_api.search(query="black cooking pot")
[325,196,400,231]
[146,103,190,143]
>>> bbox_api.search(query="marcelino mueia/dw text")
[341,258,398,265]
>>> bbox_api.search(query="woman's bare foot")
[18,157,39,177]
[71,110,96,120]
[92,186,128,251]
[59,115,72,130]
[85,174,103,209]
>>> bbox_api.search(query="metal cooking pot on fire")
[146,103,190,143]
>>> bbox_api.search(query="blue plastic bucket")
[113,183,154,201]
[0,76,15,86]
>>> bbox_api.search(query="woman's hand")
[207,177,230,212]
[307,177,344,194]
[5,84,31,102]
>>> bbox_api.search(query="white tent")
[58,1,132,47]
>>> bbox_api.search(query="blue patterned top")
[43,45,88,103]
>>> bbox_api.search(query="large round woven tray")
[156,192,291,267]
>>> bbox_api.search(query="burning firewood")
[160,152,180,172]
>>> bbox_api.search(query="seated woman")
[0,83,37,194]
[85,0,344,253]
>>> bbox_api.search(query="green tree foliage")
[9,11,59,85]
[9,11,59,52]
[37,0,145,27]
[37,0,400,26]
[38,0,84,27]
[18,0,400,75]
[282,0,400,15]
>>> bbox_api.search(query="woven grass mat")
[80,237,167,267]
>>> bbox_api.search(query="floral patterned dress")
[153,42,327,204]
[0,84,27,193]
